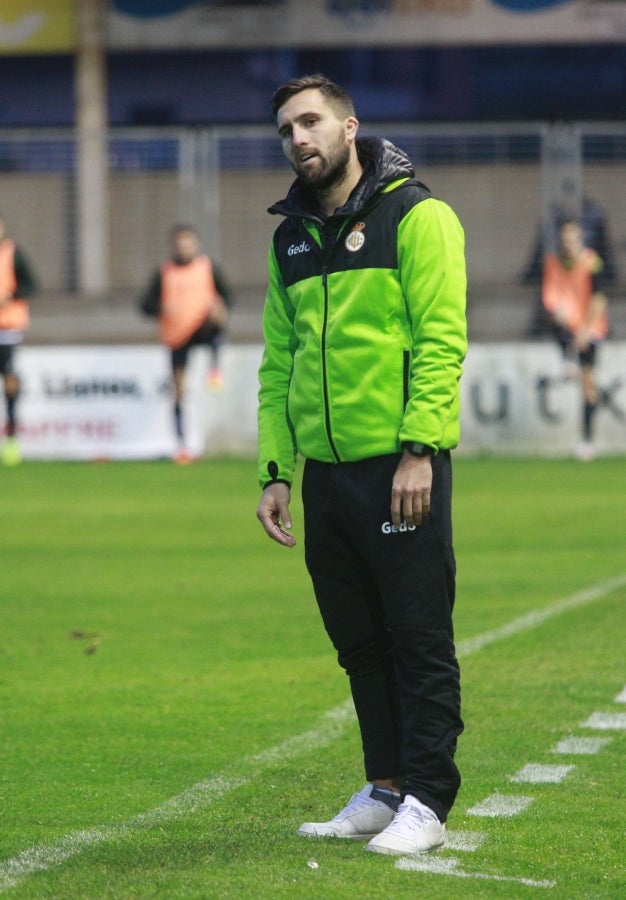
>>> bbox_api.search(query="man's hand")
[256,482,297,548]
[209,295,229,328]
[574,327,590,351]
[391,451,433,528]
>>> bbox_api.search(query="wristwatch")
[402,441,435,458]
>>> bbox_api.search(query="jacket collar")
[268,137,415,220]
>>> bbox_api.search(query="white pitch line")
[0,701,355,892]
[509,763,575,784]
[444,830,488,852]
[582,712,626,731]
[396,855,556,888]
[551,737,612,755]
[1,572,624,893]
[615,685,626,704]
[467,793,535,818]
[455,573,626,657]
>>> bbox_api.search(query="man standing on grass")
[256,74,467,855]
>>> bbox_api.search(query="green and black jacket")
[258,137,467,488]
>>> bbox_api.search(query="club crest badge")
[345,222,366,253]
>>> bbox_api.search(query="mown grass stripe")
[455,574,626,657]
[1,572,623,893]
[0,703,355,892]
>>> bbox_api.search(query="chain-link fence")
[0,122,624,342]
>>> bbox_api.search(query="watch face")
[405,442,433,457]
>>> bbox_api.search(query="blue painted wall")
[0,45,623,127]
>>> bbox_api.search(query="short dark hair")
[270,74,356,119]
[170,223,198,239]
[555,215,581,235]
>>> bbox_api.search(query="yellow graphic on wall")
[0,0,74,54]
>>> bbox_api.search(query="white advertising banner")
[15,344,263,461]
[459,342,626,457]
[12,343,626,460]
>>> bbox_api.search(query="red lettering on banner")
[18,420,119,440]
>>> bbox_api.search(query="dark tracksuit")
[302,452,461,822]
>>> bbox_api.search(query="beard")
[293,135,351,194]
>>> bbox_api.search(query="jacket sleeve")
[397,197,467,450]
[257,241,298,488]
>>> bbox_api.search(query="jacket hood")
[269,136,415,219]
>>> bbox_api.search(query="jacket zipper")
[320,264,340,462]
[319,225,341,462]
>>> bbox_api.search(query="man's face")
[560,222,583,259]
[276,88,356,192]
[172,230,199,263]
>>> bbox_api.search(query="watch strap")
[402,441,435,458]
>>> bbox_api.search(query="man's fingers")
[273,523,297,547]
[406,490,428,527]
[391,488,431,528]
[256,494,296,548]
[268,515,296,547]
[276,504,292,531]
[260,512,296,547]
[390,492,402,528]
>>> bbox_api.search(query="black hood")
[269,136,415,220]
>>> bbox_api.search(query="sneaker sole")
[298,828,381,840]
[366,839,445,855]
[366,826,445,855]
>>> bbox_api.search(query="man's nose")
[292,125,309,146]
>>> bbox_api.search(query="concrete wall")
[3,158,625,348]
[3,162,625,297]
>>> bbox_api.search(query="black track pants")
[302,452,463,823]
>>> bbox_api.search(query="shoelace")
[391,800,434,832]
[333,791,376,822]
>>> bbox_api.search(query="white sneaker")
[366,794,445,855]
[561,360,579,381]
[574,440,595,462]
[297,784,396,840]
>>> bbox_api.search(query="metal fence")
[0,122,624,340]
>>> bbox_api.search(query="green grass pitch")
[1,457,624,898]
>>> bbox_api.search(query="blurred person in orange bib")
[140,224,232,463]
[542,217,609,461]
[0,214,38,466]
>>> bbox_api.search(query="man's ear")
[345,116,359,141]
